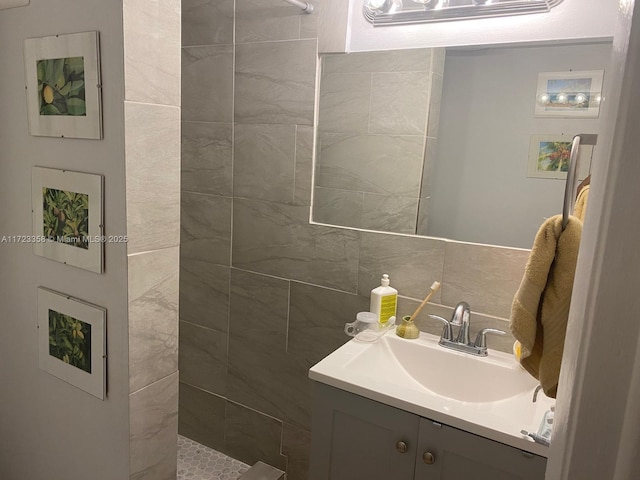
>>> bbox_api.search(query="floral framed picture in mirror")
[527,134,593,180]
[37,287,107,400]
[23,31,102,139]
[535,70,604,118]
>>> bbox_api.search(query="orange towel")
[574,184,590,222]
[509,215,582,398]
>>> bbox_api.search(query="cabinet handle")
[396,441,408,453]
[423,452,436,465]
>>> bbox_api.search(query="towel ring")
[562,134,598,230]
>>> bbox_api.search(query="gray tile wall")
[179,3,527,479]
[124,0,181,477]
[314,49,435,234]
[417,50,445,235]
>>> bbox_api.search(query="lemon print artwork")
[42,84,55,104]
[36,56,86,116]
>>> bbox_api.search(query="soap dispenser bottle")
[370,274,398,326]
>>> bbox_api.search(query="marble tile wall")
[314,49,434,234]
[179,2,528,479]
[128,248,180,394]
[130,372,180,480]
[124,0,181,478]
[418,49,446,235]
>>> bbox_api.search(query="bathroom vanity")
[309,330,552,479]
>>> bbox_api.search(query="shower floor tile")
[178,435,250,480]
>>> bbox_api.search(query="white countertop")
[309,329,554,457]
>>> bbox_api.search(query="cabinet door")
[310,383,419,480]
[414,418,547,480]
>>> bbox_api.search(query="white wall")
[428,41,612,248]
[548,0,640,477]
[0,1,130,479]
[347,0,617,52]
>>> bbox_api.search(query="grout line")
[229,0,237,269]
[224,8,235,455]
[367,72,374,135]
[285,281,291,353]
[292,125,298,204]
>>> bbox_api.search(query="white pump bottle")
[370,274,398,325]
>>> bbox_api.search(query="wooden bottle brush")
[396,281,441,339]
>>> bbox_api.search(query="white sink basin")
[309,328,554,457]
[357,334,538,403]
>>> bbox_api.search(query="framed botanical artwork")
[527,134,594,180]
[32,167,104,273]
[23,31,102,139]
[37,287,107,400]
[534,70,604,118]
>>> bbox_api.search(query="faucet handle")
[473,328,506,349]
[428,314,454,341]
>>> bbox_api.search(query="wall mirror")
[311,39,612,249]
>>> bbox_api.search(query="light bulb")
[574,93,587,104]
[537,93,550,105]
[416,0,439,8]
[367,0,388,10]
[556,92,568,104]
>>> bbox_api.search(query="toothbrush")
[408,281,442,322]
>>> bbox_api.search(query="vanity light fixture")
[536,91,601,107]
[363,0,564,26]
[365,0,403,14]
[414,0,439,9]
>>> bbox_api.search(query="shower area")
[177,0,323,478]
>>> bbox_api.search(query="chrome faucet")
[452,301,471,345]
[429,302,506,357]
[532,384,543,402]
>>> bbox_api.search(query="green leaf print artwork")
[42,187,89,249]
[48,309,92,374]
[37,56,86,116]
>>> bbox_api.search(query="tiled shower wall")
[179,0,530,478]
[124,0,181,478]
[314,48,444,235]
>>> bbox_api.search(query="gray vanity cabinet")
[414,418,546,479]
[311,383,547,480]
[310,382,419,480]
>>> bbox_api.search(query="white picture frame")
[534,70,604,118]
[527,134,594,180]
[23,31,102,139]
[32,167,104,273]
[37,287,106,400]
